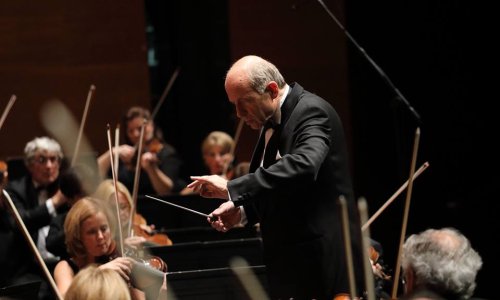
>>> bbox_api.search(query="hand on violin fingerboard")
[140,152,159,169]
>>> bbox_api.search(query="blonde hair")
[64,264,131,300]
[201,131,234,156]
[64,197,115,258]
[93,179,133,208]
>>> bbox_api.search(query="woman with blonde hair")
[53,197,136,298]
[93,179,172,246]
[64,264,131,300]
[180,131,240,195]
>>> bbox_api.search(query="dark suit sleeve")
[5,179,52,231]
[228,101,332,207]
[46,213,68,259]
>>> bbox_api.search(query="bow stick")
[71,85,95,166]
[2,190,63,300]
[362,161,429,231]
[391,127,421,299]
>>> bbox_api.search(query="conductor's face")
[225,79,278,130]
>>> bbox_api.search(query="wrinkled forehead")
[34,149,58,156]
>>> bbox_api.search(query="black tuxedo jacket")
[228,83,363,299]
[2,175,58,284]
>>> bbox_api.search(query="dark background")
[145,1,497,298]
[1,1,496,298]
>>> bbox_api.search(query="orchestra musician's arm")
[141,151,174,196]
[53,260,76,298]
[96,145,135,179]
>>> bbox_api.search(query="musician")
[97,106,185,196]
[180,131,235,195]
[2,136,67,299]
[64,264,132,300]
[189,55,364,299]
[401,227,483,300]
[93,179,172,246]
[53,197,139,299]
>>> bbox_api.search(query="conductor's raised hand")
[188,175,229,199]
[208,200,241,232]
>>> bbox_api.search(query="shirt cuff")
[239,206,248,226]
[45,198,57,217]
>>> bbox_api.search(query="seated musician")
[64,264,133,300]
[97,106,185,196]
[93,179,172,247]
[180,131,235,195]
[400,227,483,300]
[3,137,67,300]
[54,197,166,300]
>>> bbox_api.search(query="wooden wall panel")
[0,1,150,159]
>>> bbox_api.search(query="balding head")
[224,55,287,130]
[225,55,286,95]
[402,228,482,299]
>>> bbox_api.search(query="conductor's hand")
[188,175,229,200]
[208,201,241,232]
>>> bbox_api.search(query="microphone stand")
[316,0,421,124]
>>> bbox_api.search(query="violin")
[131,213,172,247]
[105,239,168,273]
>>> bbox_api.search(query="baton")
[145,195,217,222]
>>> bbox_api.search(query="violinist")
[180,131,235,195]
[97,106,185,196]
[93,179,172,247]
[53,197,140,298]
[3,137,67,300]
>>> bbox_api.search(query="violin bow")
[222,118,245,178]
[150,67,181,121]
[114,124,120,178]
[2,190,64,300]
[71,85,95,167]
[230,256,270,300]
[338,195,358,299]
[107,124,125,255]
[391,127,421,299]
[358,198,376,300]
[0,94,17,131]
[362,161,429,231]
[128,119,147,237]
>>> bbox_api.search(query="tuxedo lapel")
[249,129,266,172]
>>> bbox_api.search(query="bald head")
[224,56,287,130]
[225,55,286,94]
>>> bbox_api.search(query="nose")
[97,230,104,239]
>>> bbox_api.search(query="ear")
[404,268,415,295]
[265,81,280,99]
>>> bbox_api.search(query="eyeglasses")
[32,155,60,164]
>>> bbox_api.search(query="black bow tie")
[264,119,279,130]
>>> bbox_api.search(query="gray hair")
[243,55,286,94]
[24,136,63,165]
[402,227,482,299]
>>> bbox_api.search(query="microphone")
[315,0,421,124]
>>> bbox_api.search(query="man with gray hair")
[401,227,483,300]
[2,136,68,299]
